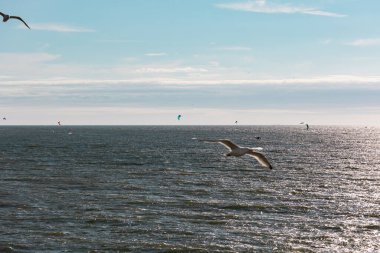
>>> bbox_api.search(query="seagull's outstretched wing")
[10,16,30,29]
[247,150,273,169]
[0,12,5,18]
[200,139,239,151]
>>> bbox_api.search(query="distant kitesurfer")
[300,122,309,130]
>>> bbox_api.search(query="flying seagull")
[177,114,182,120]
[0,11,30,29]
[200,139,272,169]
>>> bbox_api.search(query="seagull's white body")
[225,147,253,156]
[200,139,273,169]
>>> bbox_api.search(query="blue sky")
[1,0,380,125]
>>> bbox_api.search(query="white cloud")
[2,75,380,87]
[0,53,60,63]
[346,38,380,46]
[26,23,95,32]
[0,53,108,81]
[145,52,167,57]
[1,53,379,89]
[216,1,345,17]
[0,53,61,76]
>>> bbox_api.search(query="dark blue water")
[0,126,379,252]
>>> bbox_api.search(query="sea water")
[0,126,379,252]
